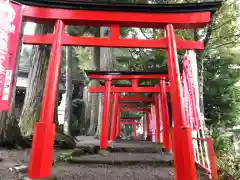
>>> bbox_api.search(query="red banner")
[0,1,22,111]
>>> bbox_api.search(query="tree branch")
[210,41,239,50]
[210,33,240,41]
[211,18,236,31]
[139,28,150,39]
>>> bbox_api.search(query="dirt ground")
[0,148,207,180]
[0,148,175,180]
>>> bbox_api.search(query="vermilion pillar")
[110,93,120,141]
[165,24,196,180]
[100,80,111,149]
[133,123,137,140]
[160,79,172,151]
[116,107,121,137]
[147,110,152,140]
[207,138,218,180]
[28,20,64,179]
[154,93,161,144]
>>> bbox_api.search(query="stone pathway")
[69,152,172,165]
[0,137,208,180]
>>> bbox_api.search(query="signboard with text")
[0,1,22,111]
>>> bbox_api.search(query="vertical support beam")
[100,80,111,149]
[133,123,137,140]
[160,79,172,151]
[28,20,64,179]
[116,107,121,137]
[132,79,138,89]
[165,24,197,180]
[147,110,152,140]
[157,93,163,144]
[150,104,156,142]
[111,24,120,39]
[207,138,218,180]
[154,93,161,144]
[110,93,120,141]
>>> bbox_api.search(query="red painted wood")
[110,93,120,141]
[207,139,218,180]
[120,104,150,108]
[110,96,153,102]
[120,117,142,120]
[160,79,172,151]
[154,94,161,144]
[28,20,64,179]
[23,34,204,50]
[89,86,162,93]
[165,24,197,180]
[145,110,149,138]
[100,80,111,149]
[133,125,137,140]
[120,121,142,124]
[120,107,149,112]
[111,24,120,39]
[22,6,211,29]
[88,74,168,80]
[116,108,121,137]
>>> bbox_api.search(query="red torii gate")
[87,71,171,147]
[119,102,151,141]
[93,78,171,146]
[4,1,221,179]
[120,117,143,140]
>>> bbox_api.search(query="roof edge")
[12,0,222,14]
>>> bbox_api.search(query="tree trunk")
[86,81,100,135]
[19,24,54,136]
[85,28,101,136]
[0,23,25,148]
[86,44,100,135]
[63,46,73,136]
[94,95,103,138]
[94,27,115,138]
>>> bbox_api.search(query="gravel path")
[0,148,174,180]
[0,148,207,180]
[54,164,174,180]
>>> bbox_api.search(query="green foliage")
[211,127,240,179]
[204,49,240,127]
[74,47,93,71]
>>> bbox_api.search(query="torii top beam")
[120,121,143,125]
[85,71,169,80]
[18,0,221,29]
[121,107,149,112]
[120,104,150,108]
[86,71,171,93]
[19,1,222,49]
[120,117,142,120]
[110,95,153,102]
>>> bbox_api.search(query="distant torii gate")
[87,71,171,148]
[94,78,172,146]
[2,1,221,179]
[119,102,150,141]
[120,117,143,140]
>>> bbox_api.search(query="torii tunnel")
[87,71,171,148]
[120,117,143,140]
[1,1,221,180]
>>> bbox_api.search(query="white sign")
[16,76,28,88]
